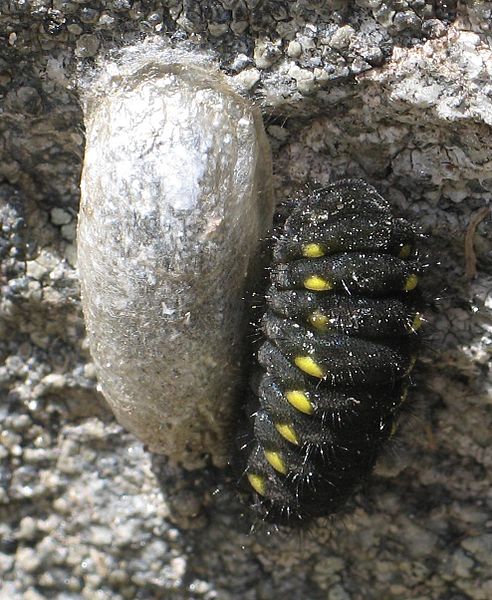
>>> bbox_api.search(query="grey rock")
[329,25,355,50]
[50,208,72,226]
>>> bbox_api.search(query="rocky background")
[1,1,491,599]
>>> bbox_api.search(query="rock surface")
[1,2,491,599]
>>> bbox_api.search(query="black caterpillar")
[239,179,425,524]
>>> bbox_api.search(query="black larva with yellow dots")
[240,179,424,524]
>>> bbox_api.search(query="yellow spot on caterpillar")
[303,275,333,291]
[275,422,299,446]
[390,421,399,438]
[285,390,314,415]
[404,274,418,291]
[399,244,412,258]
[411,312,423,332]
[294,356,325,379]
[308,310,330,332]
[247,473,266,496]
[264,450,287,474]
[302,243,325,258]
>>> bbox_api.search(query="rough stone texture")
[78,44,274,469]
[0,1,491,599]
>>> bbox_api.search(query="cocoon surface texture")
[77,45,274,468]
